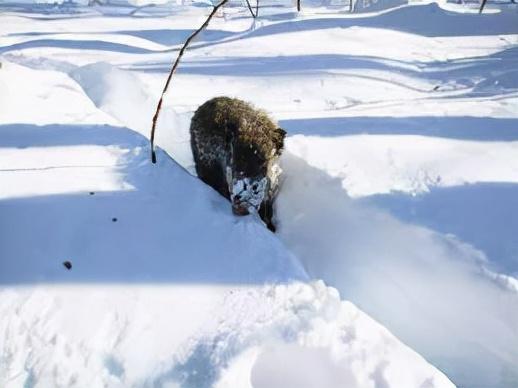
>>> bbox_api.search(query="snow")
[276,153,518,387]
[1,0,518,387]
[0,127,303,285]
[0,119,450,387]
[0,282,452,387]
[285,133,518,197]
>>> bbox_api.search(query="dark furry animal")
[190,97,286,232]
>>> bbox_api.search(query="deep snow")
[0,92,451,387]
[1,0,518,386]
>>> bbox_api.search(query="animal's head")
[226,127,286,216]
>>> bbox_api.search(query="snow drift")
[1,0,518,386]
[277,153,518,387]
[0,122,452,387]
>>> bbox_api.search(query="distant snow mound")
[69,61,192,167]
[70,62,152,130]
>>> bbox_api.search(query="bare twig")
[479,0,488,13]
[297,0,301,11]
[150,0,230,163]
[244,0,258,18]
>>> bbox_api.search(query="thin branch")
[150,0,230,164]
[479,0,488,13]
[297,0,301,11]
[244,0,257,18]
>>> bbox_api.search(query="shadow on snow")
[279,116,518,141]
[0,123,304,285]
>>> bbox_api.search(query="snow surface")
[0,64,451,387]
[1,0,518,387]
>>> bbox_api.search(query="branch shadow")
[0,38,158,55]
[279,116,518,141]
[128,47,518,100]
[5,28,236,49]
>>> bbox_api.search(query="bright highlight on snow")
[1,0,517,387]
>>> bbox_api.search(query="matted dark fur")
[190,97,286,231]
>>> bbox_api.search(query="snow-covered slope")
[0,282,454,387]
[0,55,452,386]
[1,0,517,387]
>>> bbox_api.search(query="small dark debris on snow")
[112,217,118,222]
[63,261,72,270]
[433,85,440,91]
[89,191,95,195]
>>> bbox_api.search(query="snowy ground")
[1,0,518,387]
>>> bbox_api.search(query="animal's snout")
[230,178,265,217]
[232,206,250,216]
[232,195,250,216]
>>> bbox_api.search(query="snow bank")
[70,62,194,168]
[285,133,518,197]
[2,1,517,386]
[0,61,115,126]
[0,53,452,384]
[276,153,518,387]
[0,122,452,387]
[0,281,454,388]
[0,124,305,284]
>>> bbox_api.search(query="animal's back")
[191,97,281,155]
